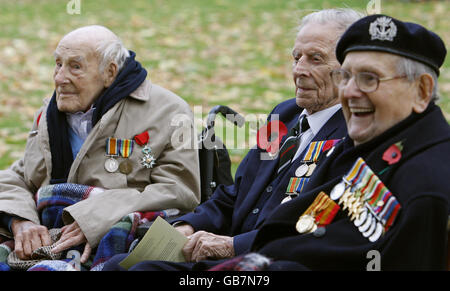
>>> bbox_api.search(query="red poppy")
[382,142,403,165]
[322,139,340,152]
[257,120,287,155]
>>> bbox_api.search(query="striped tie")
[277,115,310,173]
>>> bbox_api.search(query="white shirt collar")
[300,104,341,136]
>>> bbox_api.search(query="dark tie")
[277,115,310,173]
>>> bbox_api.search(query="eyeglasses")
[330,69,406,93]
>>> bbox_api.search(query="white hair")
[396,57,439,102]
[298,8,365,39]
[96,38,130,73]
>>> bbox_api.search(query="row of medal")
[329,157,401,242]
[104,136,156,174]
[282,139,340,204]
[294,157,401,243]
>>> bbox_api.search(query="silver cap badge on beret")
[369,16,397,42]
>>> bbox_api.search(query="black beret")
[336,14,447,75]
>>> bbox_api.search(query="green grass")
[0,0,449,175]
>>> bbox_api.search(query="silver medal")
[358,212,373,233]
[354,208,368,227]
[295,164,309,177]
[363,217,377,238]
[105,157,119,173]
[281,195,292,204]
[369,222,384,242]
[330,181,346,200]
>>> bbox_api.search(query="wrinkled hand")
[175,223,195,237]
[11,219,52,260]
[51,221,91,263]
[182,231,235,262]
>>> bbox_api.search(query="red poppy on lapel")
[382,141,403,165]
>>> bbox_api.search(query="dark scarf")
[46,51,147,184]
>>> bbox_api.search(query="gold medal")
[295,192,339,234]
[305,163,316,177]
[296,215,315,233]
[119,159,133,174]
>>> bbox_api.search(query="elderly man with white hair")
[0,25,200,266]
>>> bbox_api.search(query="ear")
[103,62,118,88]
[412,73,433,114]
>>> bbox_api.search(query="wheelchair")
[135,105,245,238]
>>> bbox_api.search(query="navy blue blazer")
[252,103,450,270]
[174,98,347,254]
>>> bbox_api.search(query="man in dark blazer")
[102,8,362,270]
[244,14,450,271]
[170,8,365,262]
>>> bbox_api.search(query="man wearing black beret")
[244,14,450,270]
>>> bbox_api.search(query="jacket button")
[266,186,273,192]
[252,208,260,214]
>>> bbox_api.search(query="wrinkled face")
[340,51,422,145]
[53,37,105,113]
[292,23,341,114]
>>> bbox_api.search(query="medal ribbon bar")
[119,139,134,158]
[106,138,119,156]
[334,158,401,236]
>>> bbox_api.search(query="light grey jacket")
[0,79,201,246]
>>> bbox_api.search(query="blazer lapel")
[246,111,302,196]
[232,111,301,230]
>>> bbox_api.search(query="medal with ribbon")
[105,138,135,173]
[283,139,341,203]
[295,191,340,234]
[329,157,402,242]
[134,131,156,169]
[105,138,120,173]
[295,139,341,178]
[118,139,134,174]
[282,177,310,204]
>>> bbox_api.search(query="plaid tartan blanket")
[208,253,272,271]
[0,183,178,271]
